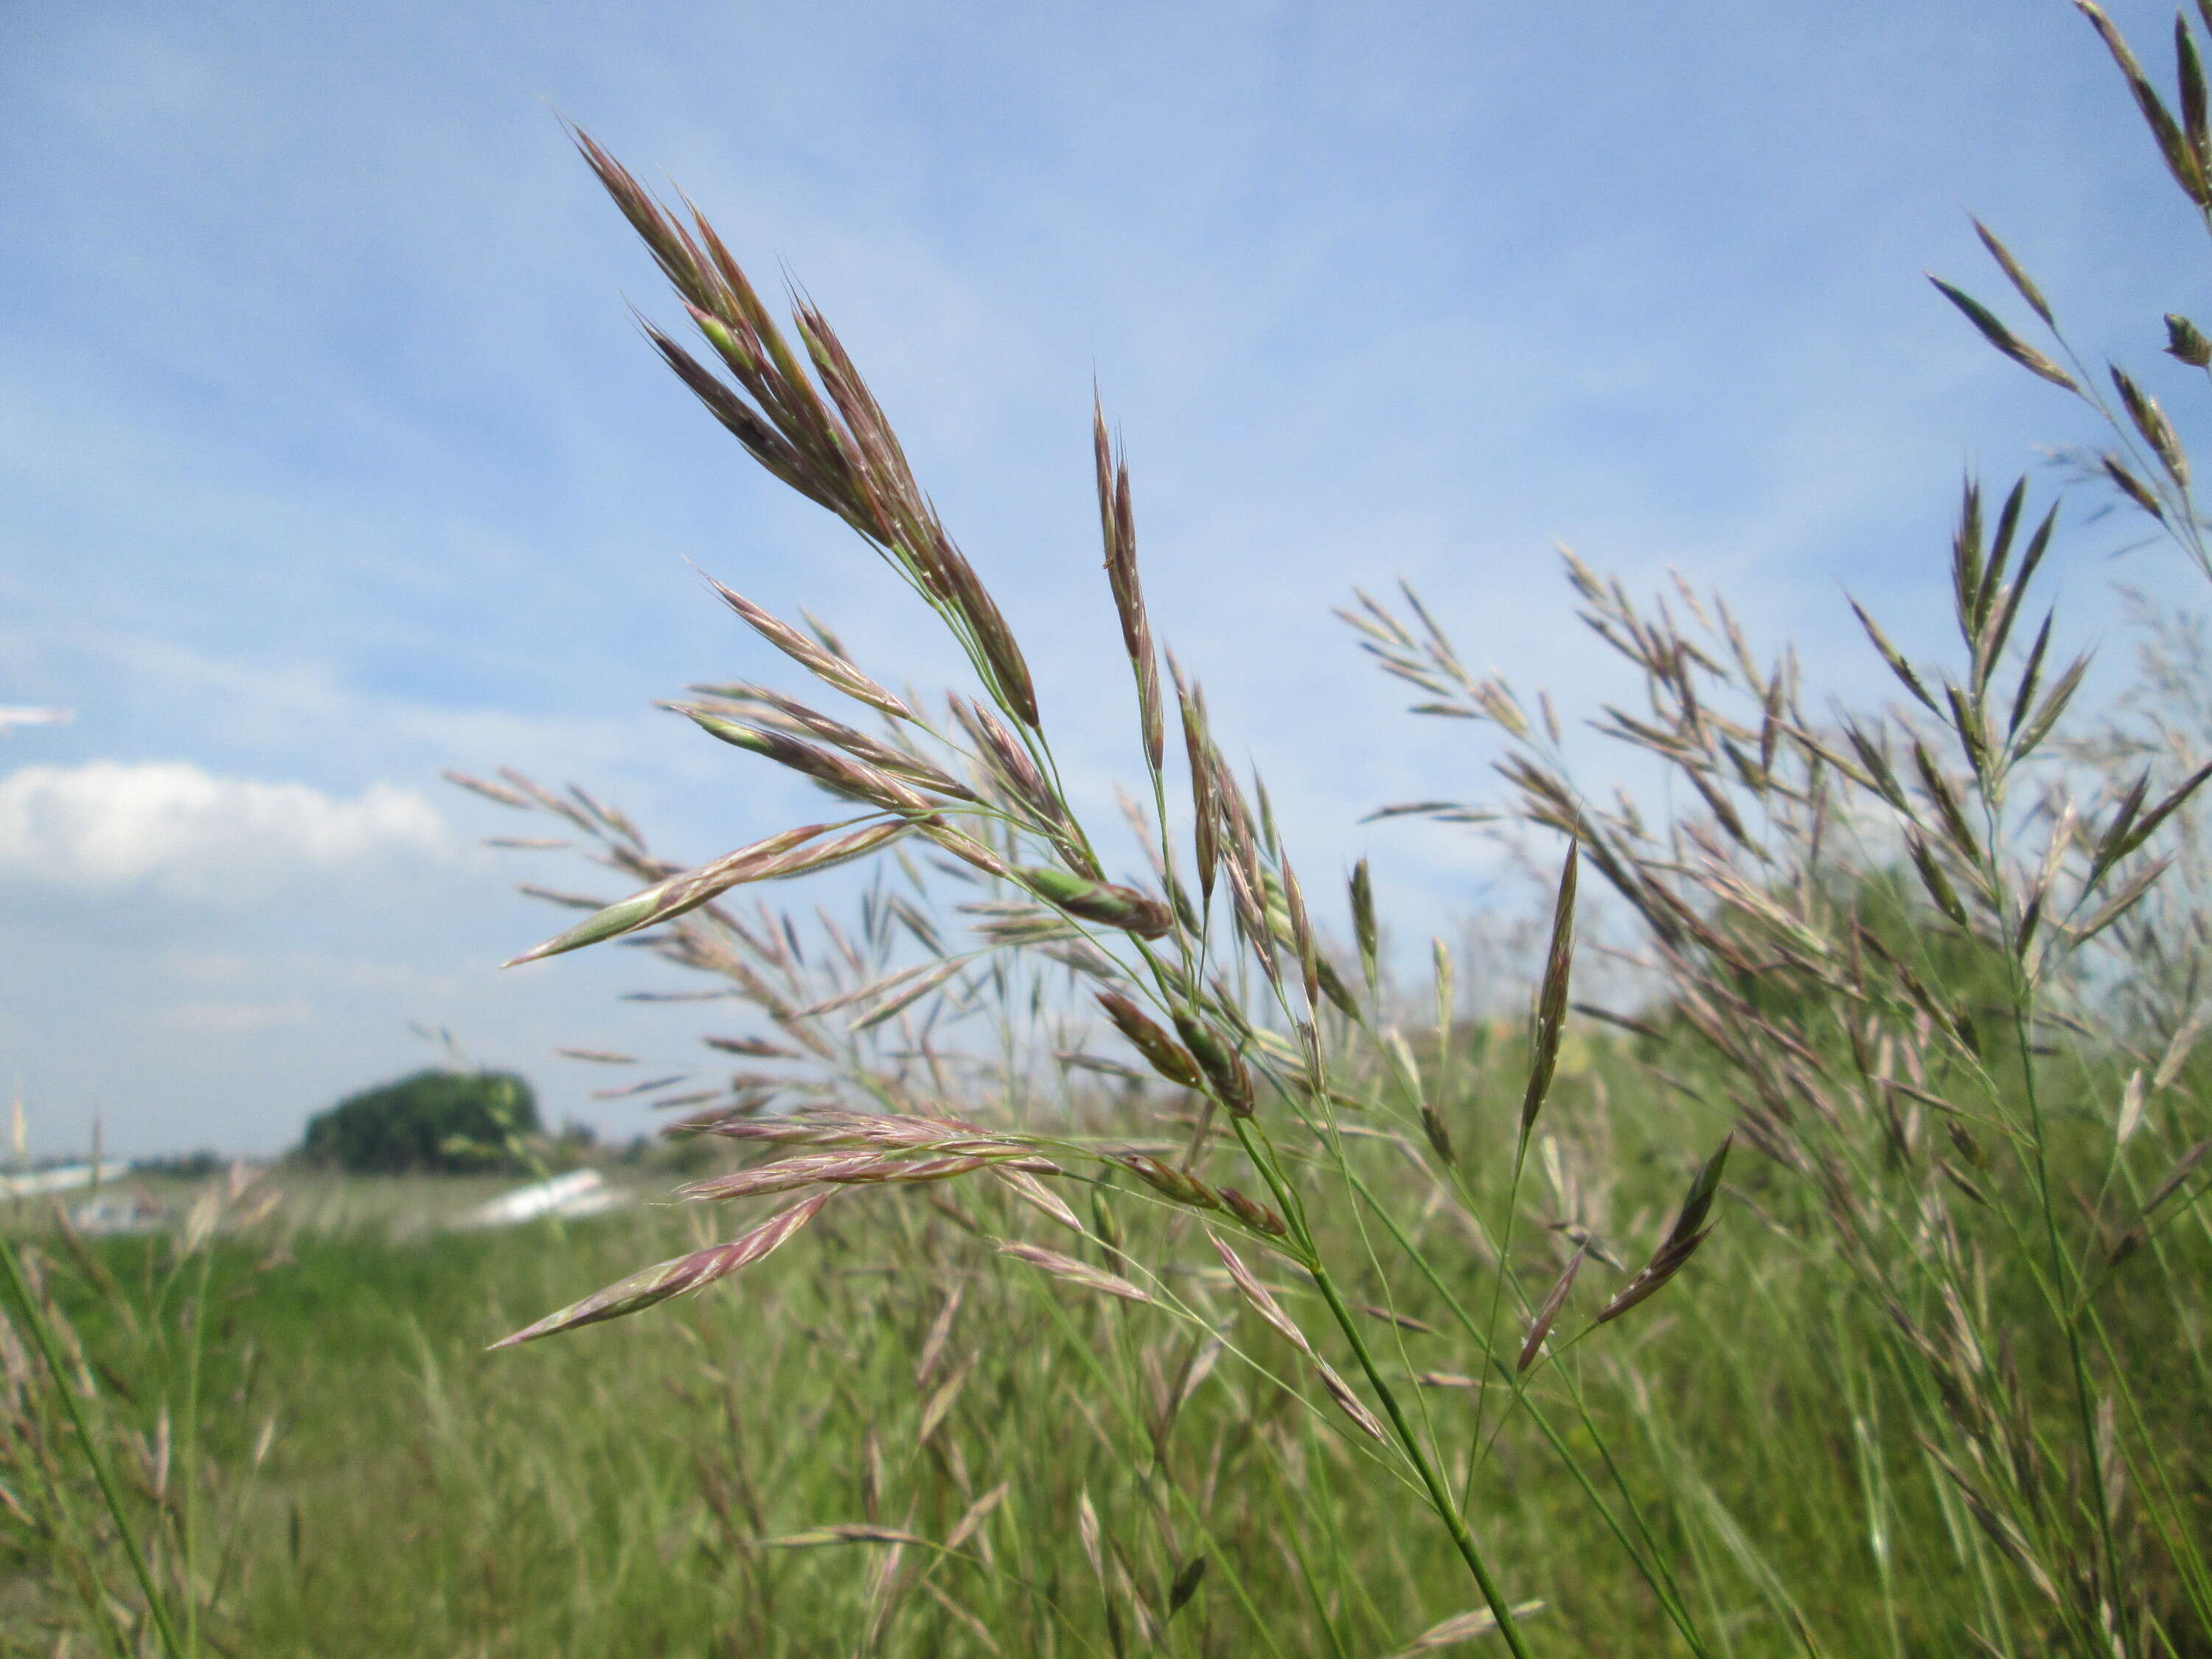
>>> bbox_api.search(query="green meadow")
[4,1009,2207,1655]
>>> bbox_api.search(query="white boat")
[72,1189,171,1236]
[463,1168,629,1227]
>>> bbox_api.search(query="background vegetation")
[297,1069,541,1176]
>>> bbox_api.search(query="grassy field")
[4,1013,2206,1656]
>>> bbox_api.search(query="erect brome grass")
[467,125,1750,1657]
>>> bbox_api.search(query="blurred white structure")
[72,1188,171,1236]
[2,1161,131,1200]
[463,1167,627,1228]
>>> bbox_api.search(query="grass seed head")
[1420,1103,1458,1169]
[1218,1186,1289,1238]
[1093,394,1166,773]
[1517,843,1579,1142]
[1173,1011,1254,1117]
[490,1191,834,1348]
[1018,866,1172,938]
[1116,1152,1222,1211]
[1516,1245,1586,1374]
[1349,859,1379,992]
[997,1241,1151,1304]
[1097,1000,1203,1093]
[501,823,839,966]
[2165,310,2212,364]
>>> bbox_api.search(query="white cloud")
[0,760,448,898]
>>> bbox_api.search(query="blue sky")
[2,0,2202,1155]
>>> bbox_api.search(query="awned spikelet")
[1516,1245,1586,1374]
[1116,1152,1222,1211]
[1093,394,1166,773]
[1207,1233,1384,1441]
[1518,844,1579,1144]
[1095,992,1203,1088]
[995,1241,1151,1304]
[698,576,915,720]
[1018,866,1172,939]
[490,1192,835,1348]
[1173,1011,1254,1118]
[1595,1136,1731,1326]
[501,823,842,966]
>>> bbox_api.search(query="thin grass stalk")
[1998,959,2128,1640]
[1226,1114,1536,1659]
[1150,825,1717,1647]
[1335,1155,1719,1656]
[993,1209,1316,1659]
[177,1240,215,1659]
[0,1229,189,1659]
[1470,847,1576,1466]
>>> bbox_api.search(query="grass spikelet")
[490,1192,834,1348]
[944,1481,1010,1554]
[442,769,535,810]
[995,1242,1152,1304]
[845,956,970,1032]
[1116,1152,1222,1211]
[1927,276,2080,389]
[1017,866,1172,938]
[1206,1234,1383,1439]
[501,823,839,965]
[678,1152,915,1203]
[2101,451,2168,521]
[1218,1185,1289,1239]
[1516,1245,1586,1374]
[1169,654,1221,904]
[1095,992,1203,1088]
[1518,843,1579,1143]
[1972,218,2056,327]
[1205,1233,1308,1352]
[1595,1136,1731,1325]
[2075,0,2212,206]
[1349,858,1379,994]
[2165,310,2212,364]
[1093,393,1165,773]
[992,1166,1085,1234]
[2110,365,2190,486]
[761,1524,931,1548]
[1174,1011,1255,1117]
[675,706,935,810]
[1385,1601,1550,1657]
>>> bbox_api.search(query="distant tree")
[299,1070,539,1175]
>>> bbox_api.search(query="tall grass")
[1,1169,281,1658]
[0,1130,1925,1656]
[1342,4,2212,1648]
[443,122,1758,1657]
[5,3,2210,1653]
